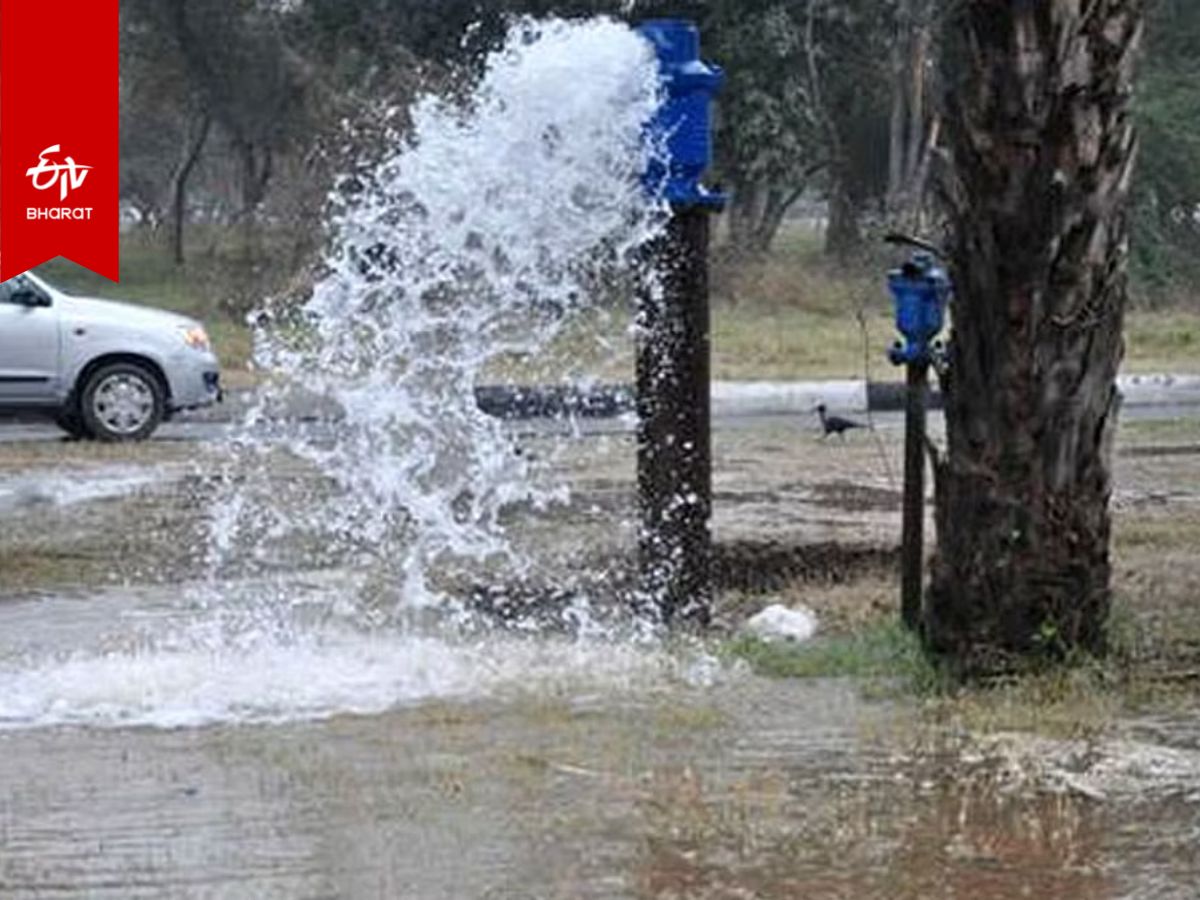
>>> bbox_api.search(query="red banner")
[1,0,119,282]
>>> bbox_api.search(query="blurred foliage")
[1131,0,1200,305]
[114,0,1200,318]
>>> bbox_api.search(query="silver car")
[0,271,221,440]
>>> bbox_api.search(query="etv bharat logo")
[25,144,95,220]
[27,144,91,199]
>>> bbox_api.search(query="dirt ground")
[2,413,1197,654]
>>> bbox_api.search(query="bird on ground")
[816,404,867,439]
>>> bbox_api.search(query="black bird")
[816,404,866,439]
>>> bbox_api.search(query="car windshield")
[23,271,64,296]
[0,272,60,304]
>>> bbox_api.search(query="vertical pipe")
[901,359,928,629]
[637,207,712,627]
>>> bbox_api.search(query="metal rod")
[901,360,928,630]
[637,207,712,627]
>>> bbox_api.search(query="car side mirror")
[11,288,50,307]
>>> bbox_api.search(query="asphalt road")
[2,401,1199,446]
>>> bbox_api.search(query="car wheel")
[80,362,165,442]
[55,404,92,441]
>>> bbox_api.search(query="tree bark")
[926,1,1144,673]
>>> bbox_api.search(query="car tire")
[79,362,166,442]
[55,404,92,441]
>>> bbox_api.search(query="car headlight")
[181,325,211,352]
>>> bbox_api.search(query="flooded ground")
[2,413,1199,897]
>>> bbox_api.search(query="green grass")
[721,608,1186,737]
[35,237,256,372]
[37,240,211,314]
[713,305,894,380]
[710,302,1200,381]
[1118,416,1200,445]
[725,620,945,694]
[1124,311,1200,373]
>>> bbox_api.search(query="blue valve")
[887,250,951,367]
[637,19,725,209]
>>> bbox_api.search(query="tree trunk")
[824,176,861,260]
[906,115,940,234]
[727,181,806,256]
[887,37,908,209]
[903,19,930,190]
[169,110,210,266]
[926,2,1144,673]
[727,180,762,257]
[753,186,802,252]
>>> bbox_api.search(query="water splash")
[235,17,666,609]
[0,629,679,731]
[0,578,720,731]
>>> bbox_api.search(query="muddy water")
[2,678,1199,898]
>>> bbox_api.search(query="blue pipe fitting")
[887,252,951,366]
[638,19,725,209]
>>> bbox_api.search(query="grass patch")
[35,234,261,371]
[725,620,943,694]
[712,305,893,380]
[482,304,898,383]
[1115,507,1200,552]
[936,666,1121,739]
[484,306,634,384]
[721,558,1200,734]
[721,610,1178,739]
[710,225,892,381]
[206,319,255,373]
[1117,415,1200,446]
[1124,311,1200,373]
[0,439,197,470]
[37,241,211,315]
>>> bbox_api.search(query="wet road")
[3,400,1200,446]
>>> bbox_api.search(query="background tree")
[884,0,940,231]
[704,1,824,258]
[123,0,314,266]
[114,0,1197,322]
[1129,0,1200,301]
[121,0,208,257]
[926,1,1145,672]
[702,0,896,259]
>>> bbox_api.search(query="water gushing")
[245,16,666,611]
[0,18,697,730]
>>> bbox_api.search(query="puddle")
[1,668,1199,898]
[0,464,171,511]
[973,731,1200,803]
